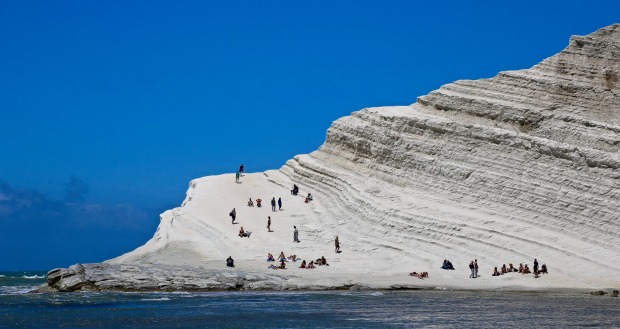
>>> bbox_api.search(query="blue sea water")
[1,271,619,328]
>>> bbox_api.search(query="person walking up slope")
[278,197,282,211]
[235,170,240,183]
[271,197,276,212]
[335,236,340,253]
[229,208,236,224]
[293,226,300,243]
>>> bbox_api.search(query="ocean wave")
[0,286,36,295]
[22,275,45,279]
[140,297,171,301]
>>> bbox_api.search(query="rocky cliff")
[41,24,620,292]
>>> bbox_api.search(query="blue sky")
[1,1,618,270]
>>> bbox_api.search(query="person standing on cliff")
[335,236,340,253]
[235,170,240,183]
[278,197,282,211]
[293,226,300,243]
[469,261,475,278]
[267,216,272,232]
[533,258,539,277]
[230,208,236,224]
[271,197,276,212]
[474,259,479,278]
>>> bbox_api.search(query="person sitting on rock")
[320,256,329,266]
[279,261,286,269]
[522,264,531,274]
[267,253,275,262]
[300,260,307,268]
[501,264,507,274]
[508,263,516,272]
[307,261,315,269]
[518,263,524,273]
[239,227,251,238]
[248,198,254,207]
[226,256,234,267]
[441,259,455,270]
[305,193,313,203]
[278,252,286,262]
[540,264,548,274]
[492,267,501,276]
[256,199,262,207]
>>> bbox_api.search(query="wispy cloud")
[0,178,160,270]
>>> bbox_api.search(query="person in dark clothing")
[469,261,475,278]
[278,197,282,210]
[235,171,240,183]
[239,164,244,175]
[292,184,299,196]
[533,258,539,277]
[474,259,479,278]
[226,256,234,267]
[335,236,340,253]
[267,216,272,232]
[271,197,276,211]
[230,208,236,224]
[293,226,300,243]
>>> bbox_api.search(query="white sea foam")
[22,275,45,279]
[140,297,171,301]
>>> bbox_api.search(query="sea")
[1,271,618,328]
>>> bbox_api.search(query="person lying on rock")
[409,272,428,279]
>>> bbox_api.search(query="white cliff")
[45,25,620,292]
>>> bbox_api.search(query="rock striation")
[40,24,620,292]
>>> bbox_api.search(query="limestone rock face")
[44,24,620,292]
[280,24,620,286]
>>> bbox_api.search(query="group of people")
[226,166,346,271]
[491,259,547,277]
[299,256,329,269]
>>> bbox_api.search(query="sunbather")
[492,267,501,276]
[307,261,315,269]
[300,260,306,268]
[267,253,275,262]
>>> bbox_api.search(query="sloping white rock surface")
[46,24,620,292]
